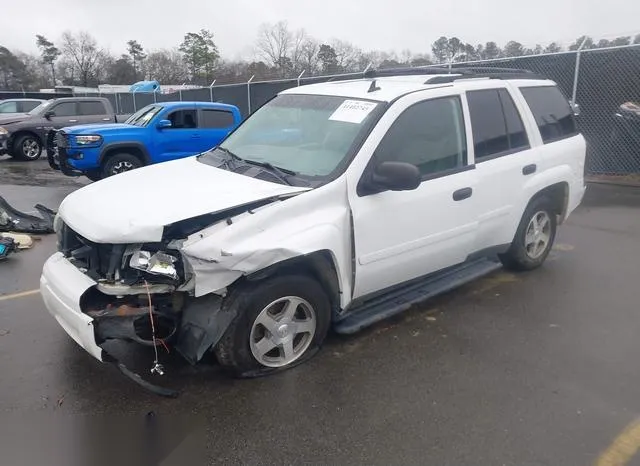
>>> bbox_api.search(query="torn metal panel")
[180,180,354,307]
[0,196,56,234]
[175,294,235,365]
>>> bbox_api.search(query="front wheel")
[101,153,142,178]
[500,196,557,271]
[215,275,331,376]
[13,135,42,161]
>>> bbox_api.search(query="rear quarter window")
[520,86,577,143]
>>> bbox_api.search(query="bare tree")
[331,39,363,72]
[299,38,320,74]
[256,21,292,76]
[61,31,103,86]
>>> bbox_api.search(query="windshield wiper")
[216,146,243,162]
[241,159,298,185]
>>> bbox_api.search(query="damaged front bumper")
[41,252,234,397]
[41,252,105,361]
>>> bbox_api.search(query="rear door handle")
[453,187,473,201]
[68,119,78,123]
[102,118,111,121]
[522,164,537,175]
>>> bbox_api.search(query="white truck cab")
[41,68,586,387]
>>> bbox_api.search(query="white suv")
[41,69,586,384]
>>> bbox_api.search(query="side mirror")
[44,110,55,120]
[156,119,172,129]
[364,161,422,194]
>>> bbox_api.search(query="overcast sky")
[2,0,639,58]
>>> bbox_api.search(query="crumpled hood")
[63,123,135,134]
[58,156,310,243]
[0,114,29,126]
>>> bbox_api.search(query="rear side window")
[78,101,107,116]
[200,109,235,129]
[22,101,42,112]
[520,86,577,143]
[467,89,530,161]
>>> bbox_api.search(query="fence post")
[179,82,186,101]
[209,80,216,102]
[297,70,306,87]
[247,75,255,115]
[363,63,372,77]
[132,89,137,112]
[571,37,588,106]
[153,90,157,103]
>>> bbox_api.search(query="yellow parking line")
[596,419,640,466]
[0,289,41,302]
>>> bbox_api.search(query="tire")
[500,196,557,271]
[101,152,142,178]
[13,134,42,161]
[215,274,331,377]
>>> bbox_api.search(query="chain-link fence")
[446,44,640,176]
[4,45,638,176]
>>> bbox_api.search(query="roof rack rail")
[362,66,546,84]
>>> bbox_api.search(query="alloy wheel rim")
[22,139,39,158]
[112,161,134,174]
[249,296,317,368]
[525,211,552,259]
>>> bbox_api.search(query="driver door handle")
[68,119,78,123]
[453,187,473,201]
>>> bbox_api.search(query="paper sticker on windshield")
[329,100,377,124]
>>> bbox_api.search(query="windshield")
[27,100,53,115]
[216,94,381,178]
[125,105,162,127]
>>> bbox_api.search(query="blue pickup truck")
[49,101,242,180]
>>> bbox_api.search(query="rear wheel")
[500,196,557,271]
[13,134,42,161]
[101,153,142,178]
[215,275,331,377]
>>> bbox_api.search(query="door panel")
[49,102,79,128]
[348,93,479,299]
[465,87,540,250]
[153,107,199,162]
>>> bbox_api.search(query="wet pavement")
[1,158,640,465]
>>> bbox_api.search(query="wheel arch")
[9,130,43,149]
[99,142,151,166]
[529,181,570,224]
[244,250,342,318]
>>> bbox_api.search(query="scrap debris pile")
[0,195,56,260]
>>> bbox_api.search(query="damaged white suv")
[41,68,586,384]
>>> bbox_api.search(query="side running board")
[334,258,502,334]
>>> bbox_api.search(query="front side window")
[51,102,76,117]
[520,85,577,143]
[213,94,381,177]
[167,109,198,129]
[0,101,18,113]
[374,96,467,177]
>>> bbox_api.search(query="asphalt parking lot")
[1,156,640,465]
